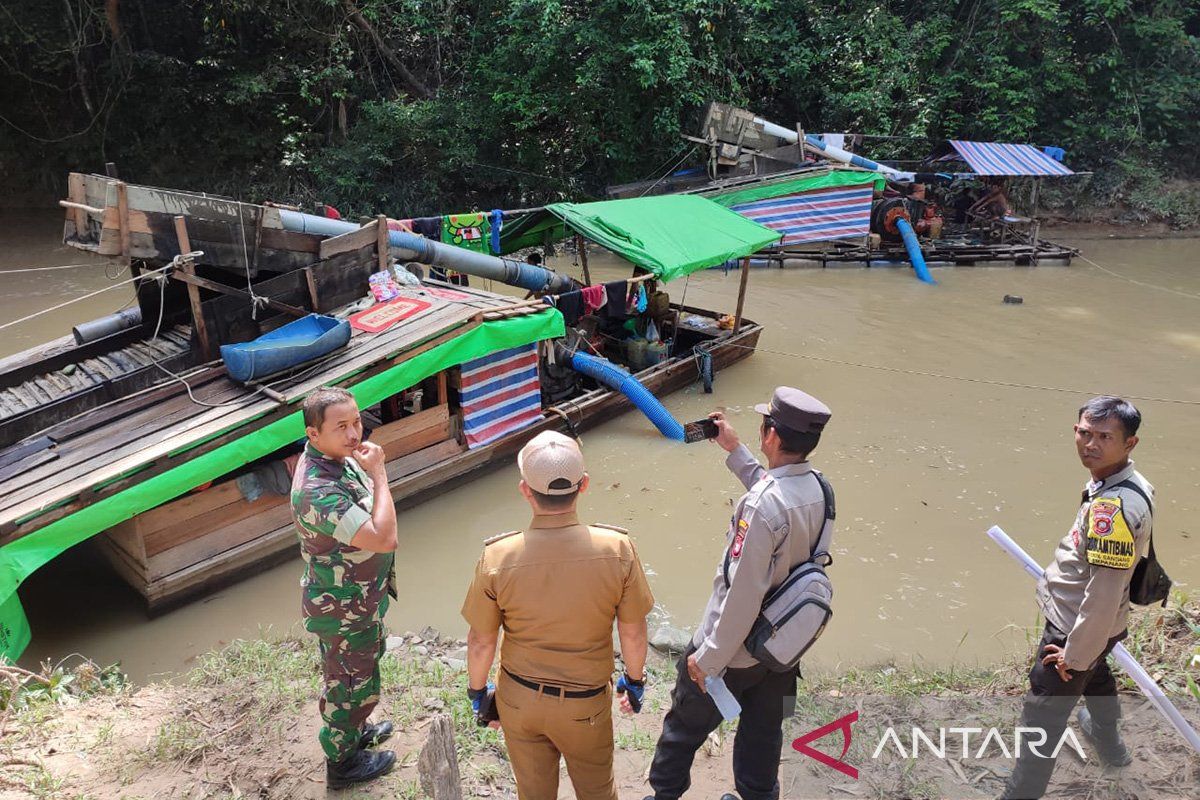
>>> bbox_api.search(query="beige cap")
[518,431,586,495]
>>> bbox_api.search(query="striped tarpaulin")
[731,184,875,245]
[460,344,543,449]
[949,141,1073,177]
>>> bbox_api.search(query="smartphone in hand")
[683,418,719,444]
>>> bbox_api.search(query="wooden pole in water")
[732,256,751,334]
[174,215,213,361]
[1029,178,1042,265]
[576,234,591,284]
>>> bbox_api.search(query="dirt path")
[4,607,1198,799]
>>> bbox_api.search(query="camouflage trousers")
[314,620,385,761]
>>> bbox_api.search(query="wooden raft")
[95,403,459,611]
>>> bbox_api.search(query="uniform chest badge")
[731,518,749,559]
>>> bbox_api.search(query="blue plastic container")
[220,314,351,383]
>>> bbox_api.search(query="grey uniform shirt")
[692,444,829,675]
[1036,461,1153,671]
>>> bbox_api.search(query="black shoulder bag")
[1112,479,1172,607]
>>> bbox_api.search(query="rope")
[638,145,697,198]
[233,200,269,319]
[0,262,108,274]
[1078,254,1200,300]
[721,341,1200,406]
[145,267,269,409]
[0,265,170,333]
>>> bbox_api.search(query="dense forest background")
[1,1,1198,224]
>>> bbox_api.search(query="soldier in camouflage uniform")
[291,386,399,788]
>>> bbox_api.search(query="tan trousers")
[495,670,617,800]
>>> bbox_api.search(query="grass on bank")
[1,596,1196,797]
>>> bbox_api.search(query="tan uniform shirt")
[693,444,829,675]
[461,512,655,690]
[1037,461,1154,671]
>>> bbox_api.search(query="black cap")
[754,386,831,434]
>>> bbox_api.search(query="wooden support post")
[1029,178,1042,265]
[436,370,448,406]
[116,181,131,265]
[796,123,806,164]
[576,234,591,284]
[732,256,751,334]
[376,214,389,271]
[173,216,213,361]
[65,174,88,235]
[418,714,463,800]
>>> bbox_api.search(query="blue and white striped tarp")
[948,141,1073,177]
[459,344,542,449]
[731,184,875,245]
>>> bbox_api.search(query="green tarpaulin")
[497,212,567,255]
[705,170,884,209]
[545,195,781,283]
[0,310,564,662]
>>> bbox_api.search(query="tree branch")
[340,1,432,99]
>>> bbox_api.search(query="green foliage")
[1,1,1197,221]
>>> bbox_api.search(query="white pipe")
[986,525,1200,755]
[752,116,915,182]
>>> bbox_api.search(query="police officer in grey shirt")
[1002,396,1153,800]
[646,387,833,800]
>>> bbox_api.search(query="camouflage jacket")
[290,442,395,633]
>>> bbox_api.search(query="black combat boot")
[1076,707,1132,767]
[358,720,394,748]
[326,748,396,789]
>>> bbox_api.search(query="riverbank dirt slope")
[4,602,1198,799]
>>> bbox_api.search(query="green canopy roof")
[545,195,781,282]
[705,169,884,209]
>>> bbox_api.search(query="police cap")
[753,386,831,434]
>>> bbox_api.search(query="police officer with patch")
[461,431,655,800]
[646,387,833,800]
[290,387,398,789]
[1001,396,1154,799]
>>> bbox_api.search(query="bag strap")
[808,470,836,567]
[1114,478,1156,560]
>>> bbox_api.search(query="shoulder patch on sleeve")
[590,523,629,535]
[484,530,522,546]
[1085,496,1137,569]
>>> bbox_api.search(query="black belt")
[502,669,606,698]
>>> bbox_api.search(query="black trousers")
[1001,622,1125,800]
[648,646,797,800]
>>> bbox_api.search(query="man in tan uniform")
[1001,396,1154,799]
[461,431,655,800]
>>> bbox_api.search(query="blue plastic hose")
[895,217,937,285]
[568,350,685,441]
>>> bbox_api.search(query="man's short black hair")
[763,416,821,458]
[1078,396,1141,438]
[530,488,579,512]
[303,387,357,429]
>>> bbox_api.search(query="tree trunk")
[341,1,433,99]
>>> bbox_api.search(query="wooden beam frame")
[173,216,214,361]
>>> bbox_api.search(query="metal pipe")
[754,117,915,182]
[279,210,577,294]
[72,307,143,345]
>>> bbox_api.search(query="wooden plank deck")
[0,284,541,539]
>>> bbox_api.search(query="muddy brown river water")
[3,208,1198,683]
